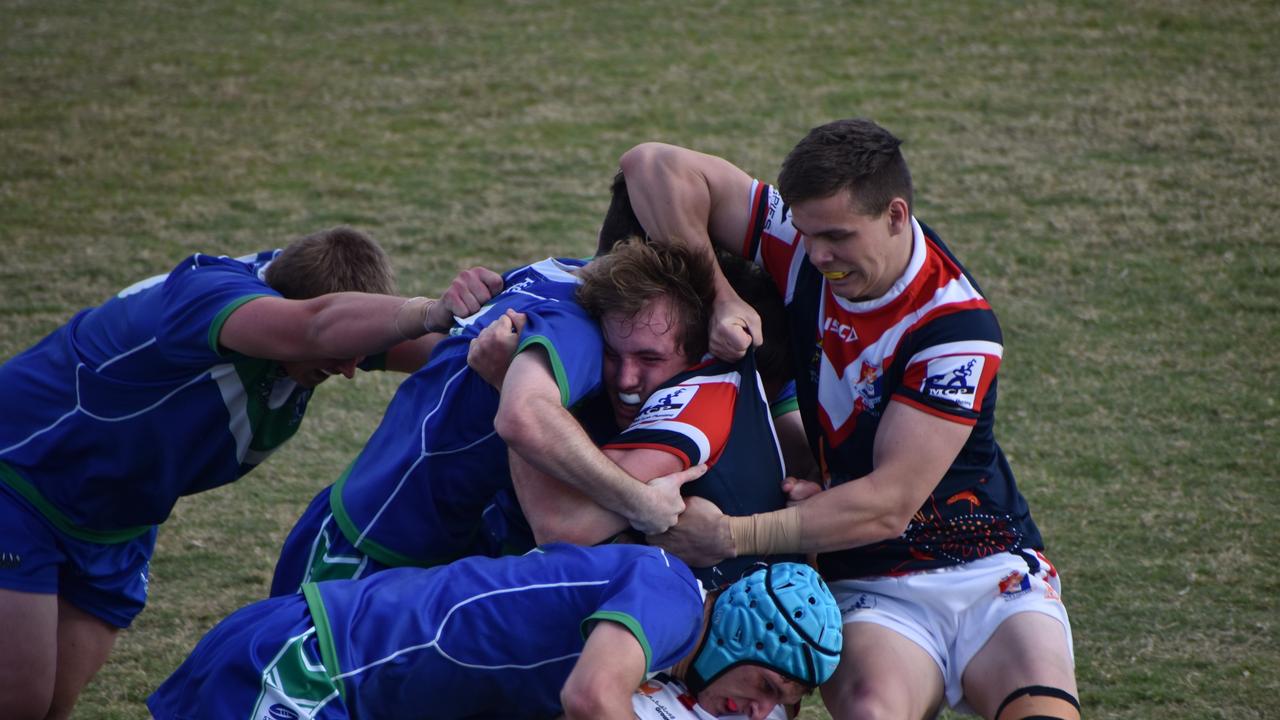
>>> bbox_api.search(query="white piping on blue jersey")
[328,580,611,682]
[658,548,671,567]
[353,364,497,545]
[1,342,217,457]
[93,337,157,372]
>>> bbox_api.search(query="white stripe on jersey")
[908,340,1004,365]
[626,420,712,465]
[329,580,612,681]
[211,363,254,465]
[817,272,990,431]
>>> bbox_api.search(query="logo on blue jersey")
[0,552,20,569]
[922,356,983,410]
[266,705,299,720]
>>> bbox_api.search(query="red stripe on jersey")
[661,381,737,464]
[891,395,979,426]
[602,442,694,469]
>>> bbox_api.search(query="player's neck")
[672,590,719,682]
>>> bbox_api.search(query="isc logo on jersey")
[921,355,984,410]
[634,386,698,423]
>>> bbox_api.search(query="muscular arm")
[650,400,972,562]
[512,445,685,546]
[218,266,502,366]
[619,142,761,359]
[559,620,648,720]
[494,347,700,536]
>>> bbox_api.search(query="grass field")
[2,1,1277,718]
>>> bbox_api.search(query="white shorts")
[828,550,1074,712]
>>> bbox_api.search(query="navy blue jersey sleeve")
[582,549,704,673]
[155,254,279,366]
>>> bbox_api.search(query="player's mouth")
[821,270,851,280]
[619,392,642,406]
[724,697,741,714]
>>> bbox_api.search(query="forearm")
[728,474,910,556]
[500,396,652,524]
[510,449,629,545]
[299,292,443,359]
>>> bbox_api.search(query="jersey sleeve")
[602,367,740,469]
[154,254,280,367]
[742,182,805,302]
[514,302,604,408]
[893,309,1004,425]
[583,550,704,673]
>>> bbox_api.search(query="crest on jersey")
[634,386,697,423]
[922,356,984,410]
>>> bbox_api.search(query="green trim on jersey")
[329,462,474,569]
[769,395,799,419]
[250,627,340,719]
[584,611,653,672]
[302,582,348,705]
[0,462,153,543]
[516,336,574,407]
[206,293,271,355]
[229,357,308,454]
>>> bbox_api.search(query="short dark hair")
[596,170,648,257]
[265,226,396,299]
[576,236,714,362]
[777,118,913,216]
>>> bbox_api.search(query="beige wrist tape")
[393,296,434,340]
[727,505,803,556]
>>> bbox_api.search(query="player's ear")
[887,197,910,235]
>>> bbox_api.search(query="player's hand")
[709,292,761,361]
[468,310,526,389]
[781,475,823,506]
[628,464,707,535]
[431,266,505,330]
[646,496,733,567]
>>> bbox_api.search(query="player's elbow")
[493,399,542,453]
[619,142,671,177]
[559,678,618,720]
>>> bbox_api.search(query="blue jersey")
[743,182,1042,577]
[0,251,314,539]
[330,258,605,566]
[301,543,703,719]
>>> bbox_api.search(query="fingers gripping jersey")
[604,350,801,588]
[0,251,312,536]
[302,544,704,719]
[329,258,605,566]
[743,182,1042,577]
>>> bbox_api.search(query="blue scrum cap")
[687,562,842,692]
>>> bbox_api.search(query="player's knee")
[0,685,54,720]
[994,684,1081,720]
[823,682,915,720]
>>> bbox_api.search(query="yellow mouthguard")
[822,270,850,280]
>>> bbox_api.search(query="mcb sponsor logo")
[922,356,983,410]
[635,386,697,423]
